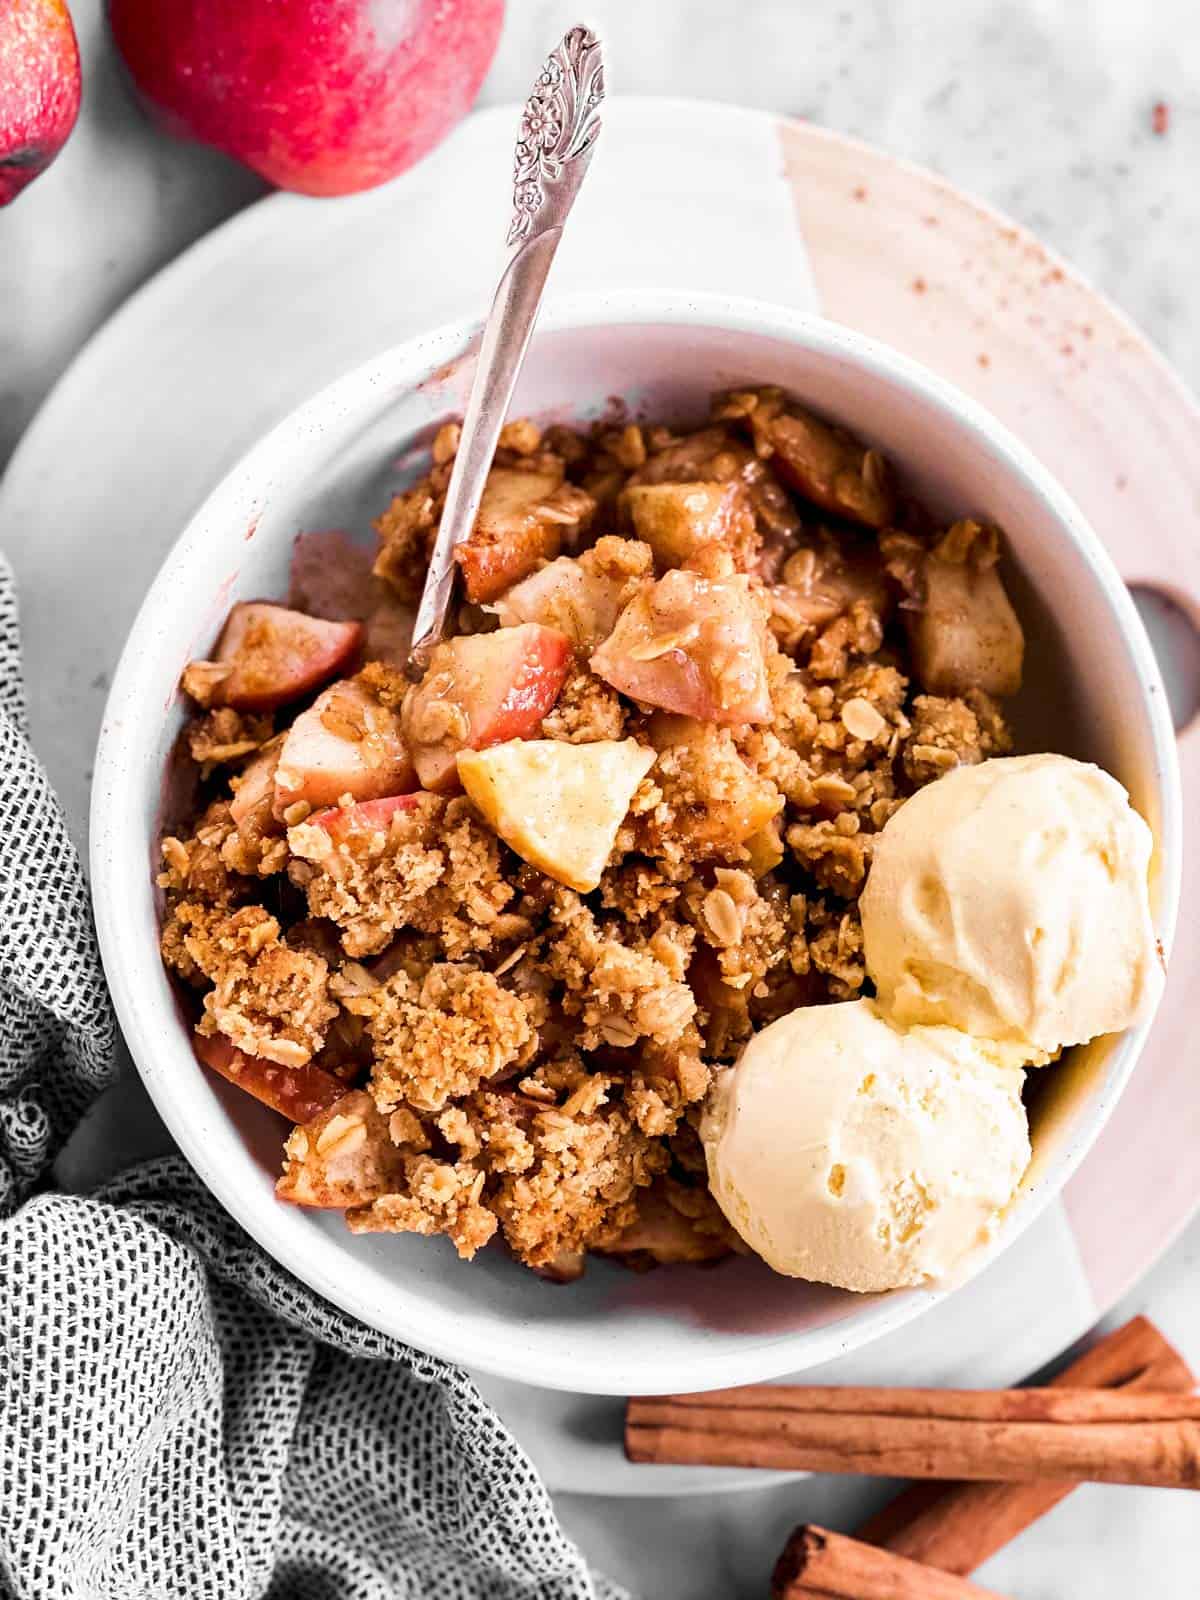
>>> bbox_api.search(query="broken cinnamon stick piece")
[859,1315,1195,1573]
[771,1525,1010,1600]
[625,1384,1200,1487]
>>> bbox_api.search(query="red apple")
[106,0,505,197]
[193,1029,344,1123]
[402,623,571,791]
[273,678,415,817]
[0,0,81,206]
[209,603,363,712]
[308,792,422,842]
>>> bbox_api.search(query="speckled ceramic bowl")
[90,289,1180,1393]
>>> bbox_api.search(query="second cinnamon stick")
[772,1524,1010,1600]
[626,1382,1200,1487]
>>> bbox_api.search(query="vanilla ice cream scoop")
[701,998,1030,1292]
[861,753,1163,1060]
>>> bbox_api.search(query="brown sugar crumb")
[277,1089,409,1207]
[628,1022,710,1136]
[164,902,337,1065]
[157,801,250,910]
[179,659,234,710]
[630,723,783,866]
[498,418,543,456]
[807,598,886,680]
[545,890,696,1052]
[599,857,686,925]
[791,894,867,999]
[787,812,872,897]
[349,1156,497,1260]
[356,657,410,713]
[685,866,791,1009]
[287,794,519,959]
[541,665,627,743]
[367,962,536,1114]
[903,689,1013,786]
[492,1103,666,1269]
[742,655,909,833]
[373,484,440,602]
[187,708,273,769]
[219,831,288,881]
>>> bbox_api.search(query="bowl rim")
[90,287,1182,1393]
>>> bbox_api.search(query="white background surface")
[4,1,1199,1595]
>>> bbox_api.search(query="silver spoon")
[406,23,606,678]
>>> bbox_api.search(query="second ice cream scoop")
[861,754,1163,1061]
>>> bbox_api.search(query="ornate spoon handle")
[407,24,606,676]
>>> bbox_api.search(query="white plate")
[6,98,1198,1495]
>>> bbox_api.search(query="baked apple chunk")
[455,466,596,603]
[621,480,756,569]
[457,737,656,892]
[184,602,363,711]
[403,622,571,791]
[273,677,414,816]
[891,520,1025,697]
[590,569,772,725]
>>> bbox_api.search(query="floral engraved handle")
[408,25,605,675]
[508,24,605,247]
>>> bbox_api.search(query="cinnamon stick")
[859,1315,1195,1573]
[771,1525,1010,1600]
[625,1382,1200,1487]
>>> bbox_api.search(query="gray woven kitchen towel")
[0,554,621,1600]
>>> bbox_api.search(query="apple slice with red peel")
[200,602,363,711]
[306,792,423,843]
[193,1028,344,1124]
[273,678,415,817]
[403,623,571,792]
[591,570,772,725]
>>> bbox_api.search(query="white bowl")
[91,290,1181,1394]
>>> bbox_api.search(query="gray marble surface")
[4,0,1199,1595]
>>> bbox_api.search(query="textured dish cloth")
[0,555,620,1600]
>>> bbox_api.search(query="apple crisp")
[159,386,1024,1278]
